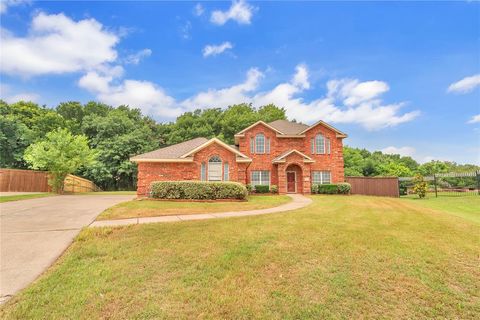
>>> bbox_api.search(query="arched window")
[208,156,222,181]
[255,134,265,154]
[315,134,325,154]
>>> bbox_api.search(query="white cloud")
[125,49,152,65]
[77,62,418,130]
[0,12,119,77]
[180,68,263,109]
[0,0,30,14]
[381,146,416,157]
[468,114,480,124]
[179,20,192,39]
[194,3,204,16]
[179,64,419,130]
[447,74,480,94]
[211,0,255,25]
[202,42,233,57]
[0,84,39,103]
[78,72,182,118]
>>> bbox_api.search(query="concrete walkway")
[0,195,134,303]
[90,194,312,228]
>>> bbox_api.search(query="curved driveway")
[0,195,133,302]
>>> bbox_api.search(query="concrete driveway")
[0,194,133,302]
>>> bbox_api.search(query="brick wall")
[136,142,247,196]
[237,122,345,190]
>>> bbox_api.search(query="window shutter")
[250,137,254,154]
[326,138,331,154]
[311,138,314,154]
[224,163,229,181]
[266,138,271,154]
[201,163,206,181]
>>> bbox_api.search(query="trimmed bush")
[246,184,253,193]
[337,182,351,194]
[150,181,247,200]
[254,185,270,193]
[317,184,338,194]
[311,183,350,195]
[270,185,278,194]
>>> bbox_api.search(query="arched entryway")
[285,164,303,193]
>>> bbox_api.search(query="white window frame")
[255,134,265,154]
[312,171,331,184]
[315,134,325,154]
[208,156,222,181]
[251,170,270,186]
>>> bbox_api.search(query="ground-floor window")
[312,171,331,184]
[208,156,222,181]
[251,170,270,186]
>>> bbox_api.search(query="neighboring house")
[131,119,347,195]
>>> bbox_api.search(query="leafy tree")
[381,162,413,177]
[0,116,35,168]
[24,128,96,193]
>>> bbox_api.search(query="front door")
[287,172,296,193]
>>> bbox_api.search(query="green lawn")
[0,193,54,203]
[1,195,479,319]
[401,195,480,223]
[96,195,292,220]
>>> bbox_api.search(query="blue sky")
[1,1,479,164]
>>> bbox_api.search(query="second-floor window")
[255,134,265,154]
[311,134,331,155]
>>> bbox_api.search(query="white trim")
[286,171,297,193]
[234,121,284,136]
[180,138,251,160]
[298,120,348,138]
[272,149,314,163]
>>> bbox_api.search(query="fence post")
[476,170,480,196]
[433,174,438,198]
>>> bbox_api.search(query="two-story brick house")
[131,119,347,195]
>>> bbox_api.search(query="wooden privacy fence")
[0,168,99,193]
[0,168,50,192]
[345,176,399,197]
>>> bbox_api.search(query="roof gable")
[299,120,348,138]
[272,149,314,163]
[234,121,284,136]
[180,138,251,160]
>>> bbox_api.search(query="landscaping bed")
[96,195,291,220]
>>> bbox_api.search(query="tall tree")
[24,128,96,193]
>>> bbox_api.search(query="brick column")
[278,163,287,194]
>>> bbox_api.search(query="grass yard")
[1,195,479,319]
[401,195,480,223]
[96,195,292,220]
[0,193,54,203]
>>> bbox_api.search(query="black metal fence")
[399,171,480,197]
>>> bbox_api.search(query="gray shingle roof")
[267,120,309,135]
[131,137,208,160]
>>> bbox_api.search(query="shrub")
[246,184,253,193]
[337,182,351,194]
[150,181,247,200]
[317,184,338,194]
[413,174,428,199]
[311,184,319,194]
[270,185,278,193]
[254,185,270,193]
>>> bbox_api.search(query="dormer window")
[255,134,265,154]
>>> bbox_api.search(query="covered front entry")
[285,164,302,193]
